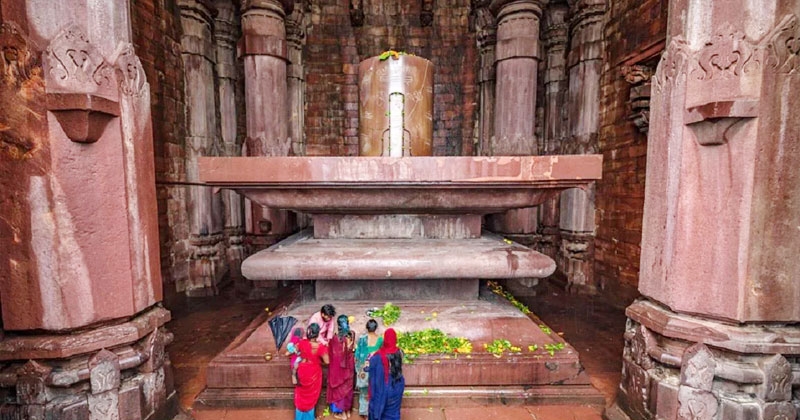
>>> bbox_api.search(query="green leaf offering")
[370,302,402,326]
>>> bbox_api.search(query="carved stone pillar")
[239,0,295,253]
[484,0,544,243]
[285,0,308,157]
[214,0,246,286]
[490,0,543,155]
[470,0,496,156]
[558,0,604,294]
[0,3,175,418]
[180,0,228,296]
[608,2,800,419]
[538,3,569,262]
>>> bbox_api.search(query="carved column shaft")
[214,0,246,282]
[612,1,800,419]
[285,0,308,157]
[490,0,542,155]
[239,0,295,245]
[558,0,604,294]
[484,0,544,237]
[180,0,228,296]
[537,4,570,261]
[471,0,496,156]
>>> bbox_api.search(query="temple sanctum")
[1,1,799,419]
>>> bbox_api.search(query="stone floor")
[164,280,628,419]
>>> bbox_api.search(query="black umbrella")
[269,316,298,351]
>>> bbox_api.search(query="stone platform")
[199,298,603,408]
[243,230,554,282]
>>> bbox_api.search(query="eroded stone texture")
[612,3,800,418]
[0,4,174,419]
[639,2,800,323]
[0,11,160,332]
[613,304,800,420]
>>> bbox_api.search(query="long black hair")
[387,350,403,383]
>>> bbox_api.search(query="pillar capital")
[489,0,546,18]
[241,0,292,15]
[179,0,218,61]
[239,0,288,60]
[492,0,544,61]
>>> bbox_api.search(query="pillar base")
[558,231,597,294]
[611,299,800,420]
[0,307,178,420]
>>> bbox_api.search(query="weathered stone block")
[677,386,718,420]
[89,350,121,395]
[680,344,715,392]
[88,391,120,420]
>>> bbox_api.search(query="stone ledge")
[626,299,800,355]
[0,306,171,360]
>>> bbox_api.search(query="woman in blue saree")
[367,328,404,420]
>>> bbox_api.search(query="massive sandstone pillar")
[538,3,570,262]
[484,0,544,244]
[239,0,295,251]
[558,0,604,293]
[179,0,228,296]
[609,2,800,419]
[214,0,246,285]
[0,2,175,418]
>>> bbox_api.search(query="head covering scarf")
[336,314,350,338]
[377,328,399,383]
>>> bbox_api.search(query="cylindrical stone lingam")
[358,54,433,157]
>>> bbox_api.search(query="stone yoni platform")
[200,299,603,408]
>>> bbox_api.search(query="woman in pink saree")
[327,315,356,419]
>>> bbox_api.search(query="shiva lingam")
[198,54,604,407]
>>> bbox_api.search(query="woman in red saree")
[327,315,356,419]
[295,323,329,420]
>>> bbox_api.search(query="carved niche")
[621,64,653,134]
[421,0,434,27]
[44,25,120,143]
[349,0,365,27]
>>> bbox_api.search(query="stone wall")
[130,0,190,292]
[304,0,477,157]
[595,0,667,305]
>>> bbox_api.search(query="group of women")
[292,307,405,420]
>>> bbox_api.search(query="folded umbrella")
[268,316,298,351]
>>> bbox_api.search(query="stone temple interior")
[1,0,799,419]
